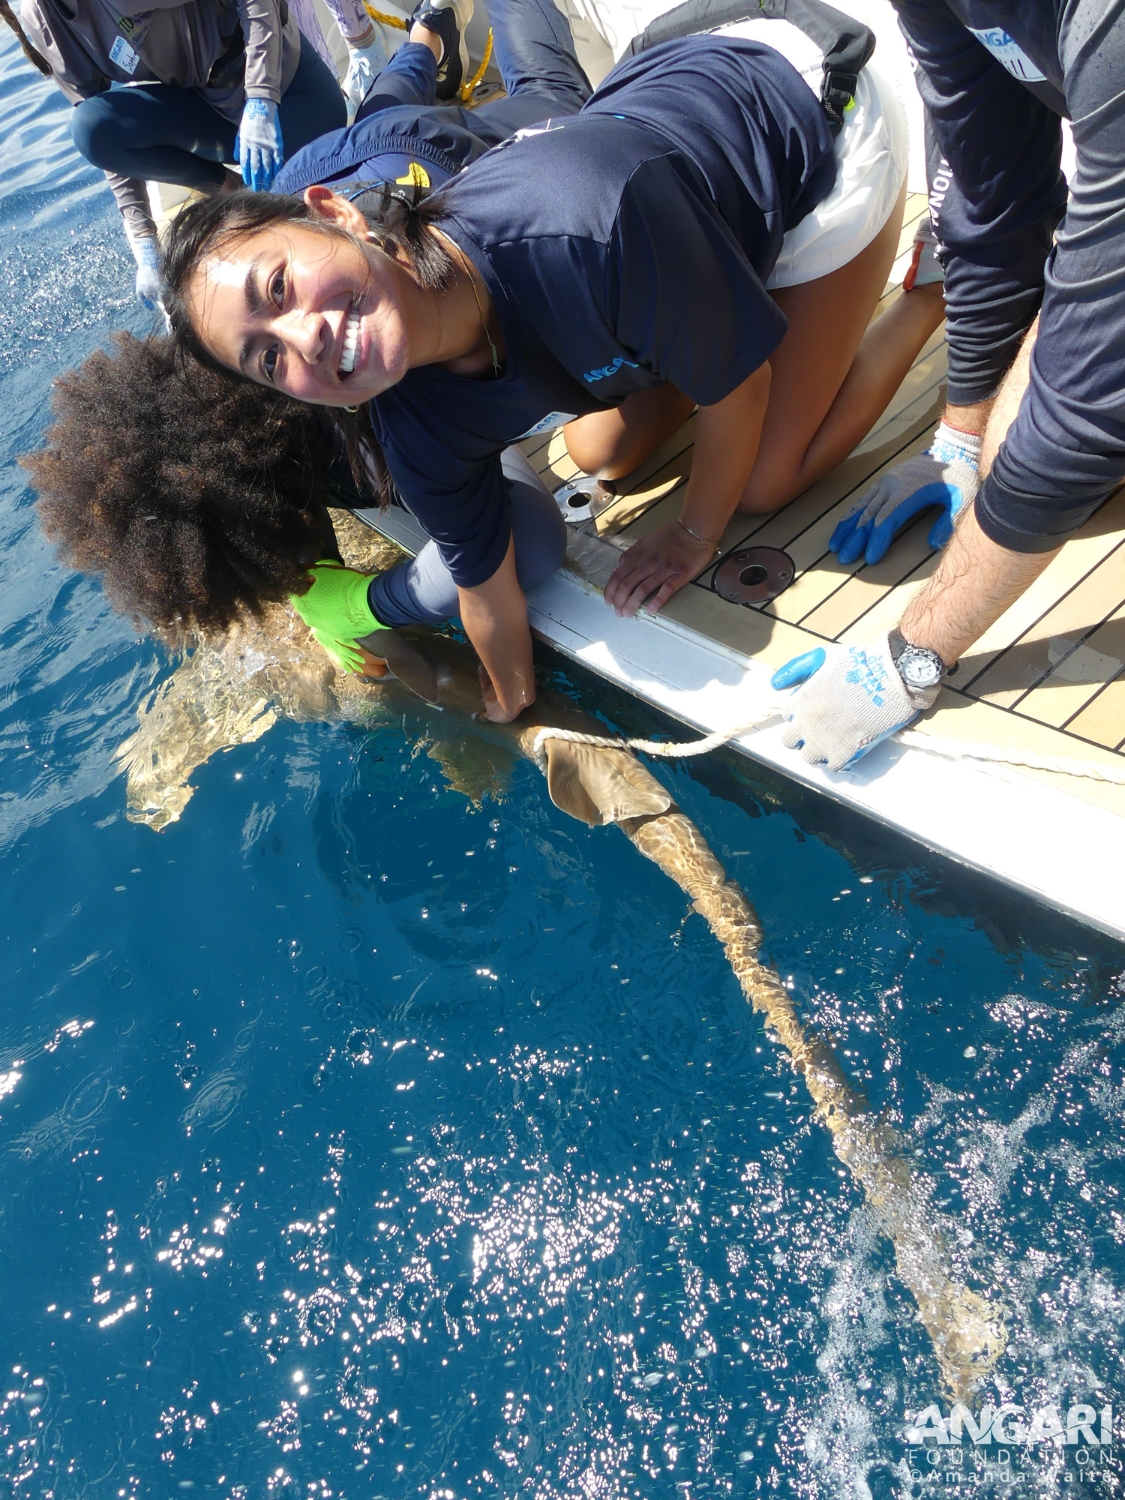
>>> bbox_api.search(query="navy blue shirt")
[369,36,837,587]
[896,0,1125,551]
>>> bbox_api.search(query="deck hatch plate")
[553,476,617,526]
[712,546,795,606]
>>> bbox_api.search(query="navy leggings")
[355,0,591,134]
[366,450,567,626]
[70,37,346,194]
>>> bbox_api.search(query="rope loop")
[531,707,1125,786]
[363,4,409,28]
[530,706,782,773]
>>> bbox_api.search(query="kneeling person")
[166,22,943,726]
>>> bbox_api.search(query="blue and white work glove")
[829,421,982,566]
[131,235,165,312]
[770,632,939,772]
[342,30,388,121]
[237,98,284,191]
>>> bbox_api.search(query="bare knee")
[563,413,625,478]
[564,386,695,480]
[563,415,662,481]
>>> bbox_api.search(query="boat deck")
[362,193,1125,936]
[517,194,1125,821]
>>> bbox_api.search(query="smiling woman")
[162,27,942,725]
[164,186,462,400]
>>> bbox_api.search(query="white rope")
[530,704,781,772]
[532,708,1125,786]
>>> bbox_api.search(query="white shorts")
[717,18,909,289]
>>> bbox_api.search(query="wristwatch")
[888,629,948,690]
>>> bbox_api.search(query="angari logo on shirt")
[109,33,140,72]
[583,355,640,384]
[966,26,1046,83]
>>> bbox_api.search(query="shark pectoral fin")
[374,630,441,702]
[126,781,196,831]
[541,739,673,827]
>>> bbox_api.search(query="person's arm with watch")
[768,620,950,774]
[770,322,1064,771]
[771,428,1062,773]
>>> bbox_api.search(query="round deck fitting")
[712,546,795,606]
[553,476,617,525]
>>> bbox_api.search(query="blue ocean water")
[2,29,1124,1500]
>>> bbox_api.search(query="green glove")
[289,560,389,674]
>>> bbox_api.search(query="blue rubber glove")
[131,236,164,311]
[237,98,284,191]
[770,633,938,772]
[829,421,982,567]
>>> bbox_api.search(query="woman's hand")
[355,643,389,678]
[602,366,773,618]
[603,520,716,617]
[476,663,529,724]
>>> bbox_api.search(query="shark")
[115,509,1006,1399]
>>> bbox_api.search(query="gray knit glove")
[771,633,939,772]
[830,421,981,566]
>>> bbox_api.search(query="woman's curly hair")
[23,332,341,638]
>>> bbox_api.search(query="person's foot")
[411,0,474,100]
[903,215,944,291]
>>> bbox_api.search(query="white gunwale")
[363,499,1125,944]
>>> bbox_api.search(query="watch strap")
[888,628,947,684]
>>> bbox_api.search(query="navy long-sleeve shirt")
[895,0,1125,551]
[368,37,835,587]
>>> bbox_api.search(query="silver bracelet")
[677,517,721,552]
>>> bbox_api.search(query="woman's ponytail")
[0,0,52,75]
[350,182,456,293]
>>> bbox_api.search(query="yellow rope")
[460,26,492,99]
[360,6,492,100]
[363,4,408,29]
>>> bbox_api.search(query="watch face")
[899,648,943,688]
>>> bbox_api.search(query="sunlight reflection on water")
[1,25,1124,1500]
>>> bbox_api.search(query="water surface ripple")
[2,30,1123,1500]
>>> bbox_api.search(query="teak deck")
[362,194,1125,935]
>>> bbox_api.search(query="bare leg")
[740,187,945,513]
[563,188,941,503]
[562,382,695,480]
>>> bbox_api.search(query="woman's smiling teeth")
[339,308,361,376]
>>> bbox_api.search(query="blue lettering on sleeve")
[583,355,641,384]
